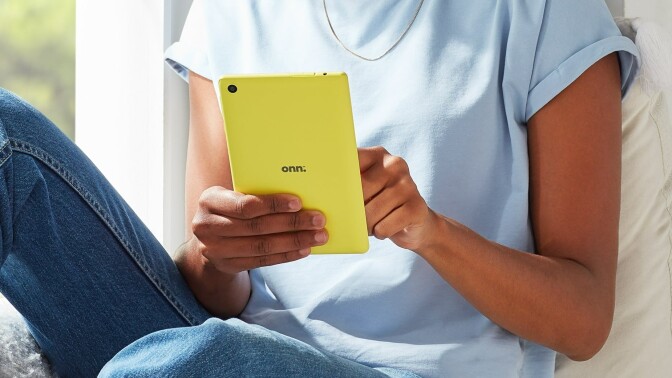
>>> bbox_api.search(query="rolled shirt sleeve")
[165,0,212,82]
[525,0,640,121]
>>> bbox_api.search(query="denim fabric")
[100,318,418,378]
[0,88,211,376]
[0,88,417,377]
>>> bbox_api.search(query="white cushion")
[0,297,52,377]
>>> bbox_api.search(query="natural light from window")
[0,0,75,139]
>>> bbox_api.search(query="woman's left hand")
[358,146,439,252]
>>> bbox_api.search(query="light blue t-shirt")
[165,1,638,376]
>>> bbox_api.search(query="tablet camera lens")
[228,84,237,93]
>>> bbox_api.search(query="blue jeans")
[0,89,417,378]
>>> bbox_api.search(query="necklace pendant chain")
[323,0,425,62]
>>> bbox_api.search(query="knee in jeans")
[100,318,271,377]
[196,318,262,353]
[0,88,55,137]
[0,88,30,117]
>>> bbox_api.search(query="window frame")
[76,0,192,254]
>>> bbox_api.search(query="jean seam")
[9,138,200,326]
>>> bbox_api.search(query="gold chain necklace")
[322,0,425,62]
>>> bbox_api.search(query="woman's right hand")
[189,186,328,275]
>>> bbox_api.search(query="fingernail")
[314,231,328,243]
[288,199,301,210]
[311,215,325,227]
[299,248,311,256]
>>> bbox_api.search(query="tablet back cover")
[218,73,369,254]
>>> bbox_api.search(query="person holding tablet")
[0,0,638,377]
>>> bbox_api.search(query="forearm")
[174,238,251,319]
[418,213,614,360]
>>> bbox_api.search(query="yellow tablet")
[217,72,369,254]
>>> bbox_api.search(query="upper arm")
[185,71,233,236]
[528,54,622,293]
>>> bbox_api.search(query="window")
[0,0,75,139]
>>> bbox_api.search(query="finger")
[201,188,302,219]
[360,162,389,204]
[224,249,312,272]
[364,186,408,234]
[358,146,387,173]
[371,203,416,240]
[196,211,326,238]
[202,229,329,259]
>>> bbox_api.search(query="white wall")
[606,0,672,34]
[76,1,191,254]
[163,1,193,255]
[625,0,672,35]
[606,0,624,17]
[623,0,672,118]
